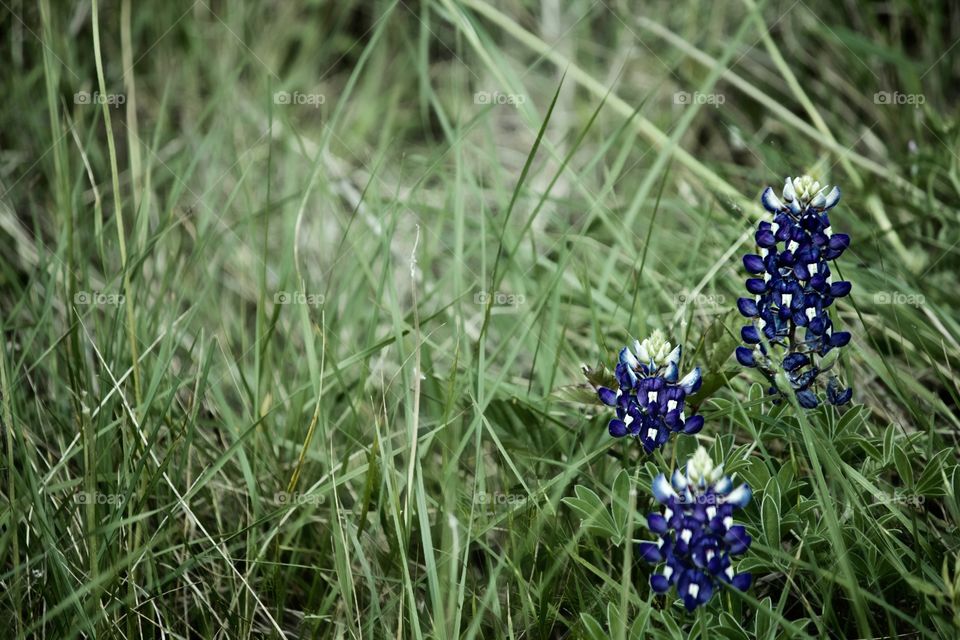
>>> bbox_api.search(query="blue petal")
[651,474,675,503]
[682,415,704,435]
[725,483,752,508]
[827,379,853,405]
[808,316,827,336]
[737,298,758,317]
[761,187,784,212]
[647,513,668,533]
[698,578,714,604]
[743,254,765,273]
[672,468,688,492]
[755,229,776,247]
[731,572,752,591]
[609,419,628,438]
[829,281,852,297]
[597,387,618,406]
[619,347,639,369]
[741,325,760,344]
[821,186,840,210]
[679,367,702,394]
[830,331,851,347]
[713,476,732,494]
[796,389,819,408]
[782,353,809,372]
[828,234,851,252]
[650,574,670,593]
[665,344,682,369]
[638,541,662,563]
[746,278,767,294]
[735,346,756,368]
[663,361,679,383]
[725,525,752,554]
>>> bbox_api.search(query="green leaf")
[610,468,631,536]
[717,611,751,640]
[579,613,606,640]
[605,602,624,637]
[883,423,896,464]
[582,362,617,390]
[762,480,782,552]
[754,596,774,639]
[915,448,952,497]
[894,445,914,487]
[629,599,653,638]
[553,382,605,405]
[563,485,619,540]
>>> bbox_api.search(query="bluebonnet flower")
[596,330,703,453]
[736,175,853,408]
[638,447,752,611]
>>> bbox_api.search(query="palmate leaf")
[582,362,617,390]
[551,362,616,405]
[552,382,605,405]
[563,483,626,544]
[694,308,742,374]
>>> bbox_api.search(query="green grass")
[2,1,960,637]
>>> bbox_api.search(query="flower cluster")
[596,330,703,453]
[735,175,853,408]
[639,447,753,611]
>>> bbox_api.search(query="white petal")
[666,344,682,368]
[822,186,841,209]
[782,178,796,202]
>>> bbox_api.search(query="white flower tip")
[652,474,675,502]
[823,186,841,209]
[761,187,783,212]
[726,483,752,508]
[686,446,716,485]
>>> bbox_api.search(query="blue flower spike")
[737,175,854,408]
[638,447,753,611]
[596,330,703,453]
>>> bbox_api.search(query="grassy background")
[2,0,960,637]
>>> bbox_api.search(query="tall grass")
[1,1,959,637]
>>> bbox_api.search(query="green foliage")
[0,0,959,638]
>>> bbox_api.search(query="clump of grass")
[1,1,959,638]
